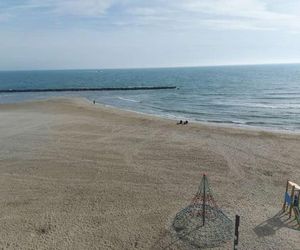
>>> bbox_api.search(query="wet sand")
[0,98,299,249]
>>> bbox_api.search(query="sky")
[1,0,300,70]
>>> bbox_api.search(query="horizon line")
[1,62,300,72]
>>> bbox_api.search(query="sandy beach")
[0,98,300,249]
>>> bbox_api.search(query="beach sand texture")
[0,98,300,249]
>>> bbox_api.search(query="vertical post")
[283,180,289,212]
[203,174,206,226]
[233,215,240,250]
[289,185,295,218]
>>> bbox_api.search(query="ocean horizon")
[1,63,300,132]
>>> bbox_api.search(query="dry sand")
[0,98,299,249]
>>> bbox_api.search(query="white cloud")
[51,0,114,17]
[176,0,300,31]
[1,1,300,69]
[0,0,114,17]
[1,0,300,32]
[199,19,269,31]
[123,0,300,32]
[181,0,266,16]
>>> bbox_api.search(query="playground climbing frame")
[283,180,300,225]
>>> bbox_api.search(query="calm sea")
[1,64,300,131]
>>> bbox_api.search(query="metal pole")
[203,174,206,226]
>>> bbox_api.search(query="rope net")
[172,174,233,249]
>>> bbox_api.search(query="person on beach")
[93,100,95,104]
[177,120,183,125]
[183,120,188,125]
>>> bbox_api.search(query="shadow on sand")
[254,211,300,237]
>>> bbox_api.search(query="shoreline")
[1,96,300,136]
[97,101,300,136]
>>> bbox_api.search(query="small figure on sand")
[177,120,188,125]
[93,100,96,104]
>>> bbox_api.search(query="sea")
[1,64,300,132]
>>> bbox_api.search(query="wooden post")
[289,185,295,218]
[203,174,206,226]
[233,215,240,250]
[283,180,289,212]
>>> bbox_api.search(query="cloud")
[181,0,267,17]
[0,0,114,17]
[127,0,300,32]
[51,0,114,17]
[179,0,298,24]
[1,1,300,70]
[1,0,300,32]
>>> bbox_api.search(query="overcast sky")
[1,0,300,70]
